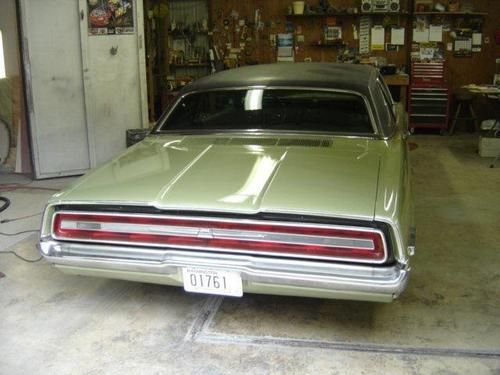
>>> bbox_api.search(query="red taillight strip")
[52,212,387,262]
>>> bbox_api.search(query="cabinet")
[409,86,450,133]
[167,1,210,79]
[145,0,210,119]
[408,60,450,133]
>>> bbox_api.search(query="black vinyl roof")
[182,63,377,97]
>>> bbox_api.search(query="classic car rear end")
[39,63,414,302]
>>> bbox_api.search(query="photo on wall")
[87,0,135,35]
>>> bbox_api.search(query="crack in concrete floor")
[186,296,500,359]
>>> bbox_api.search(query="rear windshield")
[157,89,373,135]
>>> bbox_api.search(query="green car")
[39,63,415,302]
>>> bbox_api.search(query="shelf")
[286,11,408,18]
[169,31,208,35]
[286,11,485,18]
[171,63,210,68]
[287,13,357,17]
[170,32,209,40]
[361,11,409,15]
[414,12,487,16]
[410,113,447,117]
[307,42,346,47]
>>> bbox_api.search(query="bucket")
[293,1,305,15]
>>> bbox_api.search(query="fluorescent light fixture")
[0,30,6,79]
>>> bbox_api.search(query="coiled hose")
[0,196,10,213]
[0,119,12,213]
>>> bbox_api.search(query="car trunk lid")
[57,135,381,220]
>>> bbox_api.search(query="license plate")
[182,267,243,297]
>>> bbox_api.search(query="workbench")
[383,73,409,105]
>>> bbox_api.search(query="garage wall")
[209,0,500,89]
[0,0,31,173]
[443,0,500,89]
[208,0,410,71]
[0,0,20,77]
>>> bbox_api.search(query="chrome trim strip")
[53,211,385,233]
[153,86,382,138]
[210,229,375,249]
[376,216,405,264]
[59,219,376,250]
[51,211,388,264]
[39,240,409,301]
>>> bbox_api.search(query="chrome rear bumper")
[39,239,410,302]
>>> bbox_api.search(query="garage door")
[19,0,147,179]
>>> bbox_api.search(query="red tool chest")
[409,61,450,134]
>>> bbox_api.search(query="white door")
[20,0,148,178]
[19,0,91,178]
[79,0,148,166]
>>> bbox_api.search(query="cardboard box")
[414,0,433,12]
[479,136,500,158]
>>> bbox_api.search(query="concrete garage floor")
[0,135,499,374]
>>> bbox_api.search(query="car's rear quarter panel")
[374,130,414,264]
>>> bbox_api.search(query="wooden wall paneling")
[209,0,412,66]
[363,13,409,67]
[441,0,500,90]
[207,0,498,110]
[449,0,500,121]
[409,0,499,90]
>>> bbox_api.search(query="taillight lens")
[52,212,386,263]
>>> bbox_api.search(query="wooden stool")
[449,91,478,135]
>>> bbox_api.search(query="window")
[159,89,374,135]
[0,30,6,79]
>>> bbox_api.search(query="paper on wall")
[413,28,429,43]
[420,47,435,60]
[277,33,294,62]
[371,26,385,51]
[472,33,482,52]
[454,38,472,52]
[429,25,443,42]
[359,16,371,54]
[472,33,482,45]
[391,27,405,45]
[277,33,293,56]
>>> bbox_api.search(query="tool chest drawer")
[409,85,450,133]
[411,61,446,85]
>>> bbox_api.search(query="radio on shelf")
[361,0,400,13]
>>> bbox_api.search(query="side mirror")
[126,128,150,147]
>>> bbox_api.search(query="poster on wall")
[277,33,294,63]
[87,0,135,35]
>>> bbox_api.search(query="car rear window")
[157,89,374,135]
